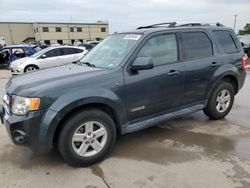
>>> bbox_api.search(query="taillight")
[242,56,247,72]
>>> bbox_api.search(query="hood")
[10,57,34,66]
[6,64,106,96]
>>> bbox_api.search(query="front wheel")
[203,81,234,120]
[24,65,38,73]
[58,109,117,167]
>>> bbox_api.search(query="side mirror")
[130,56,154,71]
[41,54,46,58]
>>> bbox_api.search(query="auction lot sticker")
[124,34,141,40]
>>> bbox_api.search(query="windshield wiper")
[80,61,96,68]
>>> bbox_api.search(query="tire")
[24,65,38,73]
[203,81,235,120]
[57,108,117,167]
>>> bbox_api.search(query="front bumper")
[0,104,56,153]
[9,65,23,75]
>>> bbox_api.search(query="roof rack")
[176,22,224,27]
[136,22,224,29]
[136,22,177,29]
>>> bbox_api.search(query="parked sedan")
[0,44,40,66]
[10,46,87,75]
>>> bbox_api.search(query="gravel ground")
[0,68,250,188]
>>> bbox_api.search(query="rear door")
[124,33,185,121]
[181,30,221,105]
[61,48,84,65]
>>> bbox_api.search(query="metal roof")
[0,21,108,25]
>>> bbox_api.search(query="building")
[0,21,109,45]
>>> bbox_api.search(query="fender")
[205,63,240,100]
[37,87,127,152]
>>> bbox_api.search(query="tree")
[238,23,250,35]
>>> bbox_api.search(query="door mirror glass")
[130,56,154,71]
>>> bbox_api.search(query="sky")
[0,0,250,33]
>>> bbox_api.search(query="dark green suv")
[0,22,247,166]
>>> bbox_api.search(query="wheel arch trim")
[37,94,126,152]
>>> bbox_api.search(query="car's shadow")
[0,112,238,169]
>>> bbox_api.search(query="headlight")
[11,95,40,115]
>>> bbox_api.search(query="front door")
[37,48,63,68]
[124,33,185,121]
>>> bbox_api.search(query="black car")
[77,43,94,51]
[0,22,246,166]
[238,34,250,57]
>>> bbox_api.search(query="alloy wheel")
[216,89,231,113]
[71,121,108,157]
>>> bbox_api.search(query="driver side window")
[138,34,178,66]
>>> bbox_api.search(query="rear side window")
[138,34,178,66]
[62,48,76,55]
[182,32,213,60]
[62,48,83,55]
[212,30,238,54]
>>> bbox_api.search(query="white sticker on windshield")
[124,34,141,40]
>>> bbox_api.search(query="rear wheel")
[203,81,234,120]
[57,109,117,167]
[24,65,38,73]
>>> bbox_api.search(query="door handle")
[210,62,220,67]
[168,70,180,76]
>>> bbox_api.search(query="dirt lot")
[0,68,250,188]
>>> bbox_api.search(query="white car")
[10,46,87,75]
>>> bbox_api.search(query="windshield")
[79,34,142,69]
[31,47,51,58]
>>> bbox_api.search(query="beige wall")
[0,22,109,45]
[0,23,34,45]
[34,23,108,44]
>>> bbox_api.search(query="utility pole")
[67,24,70,44]
[8,24,14,44]
[233,15,238,31]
